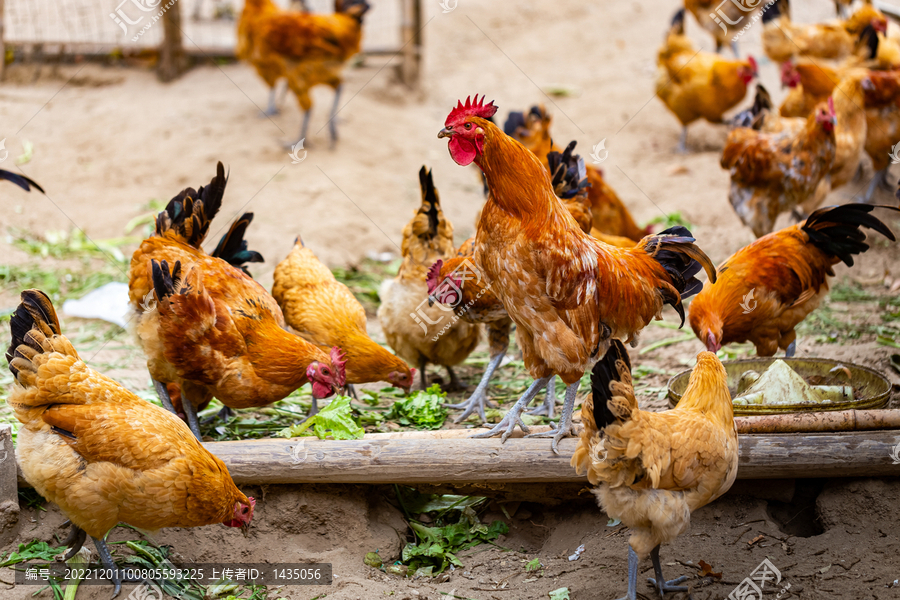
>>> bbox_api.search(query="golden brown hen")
[378,167,480,391]
[6,290,254,597]
[273,238,414,393]
[572,341,737,600]
[658,10,758,152]
[721,99,837,237]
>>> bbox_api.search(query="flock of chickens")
[2,0,900,598]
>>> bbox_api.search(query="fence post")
[0,0,6,81]
[158,0,187,82]
[401,0,422,87]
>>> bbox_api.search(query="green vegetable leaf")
[526,558,542,572]
[277,396,364,440]
[549,588,570,600]
[387,384,448,429]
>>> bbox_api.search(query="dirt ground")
[2,0,900,599]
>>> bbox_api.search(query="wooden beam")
[16,430,900,487]
[210,430,900,484]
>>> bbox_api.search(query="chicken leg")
[862,168,891,203]
[445,350,504,423]
[526,380,580,454]
[152,379,176,414]
[92,535,141,599]
[785,340,797,358]
[260,87,280,117]
[615,546,640,600]
[676,127,689,154]
[470,376,552,442]
[647,545,689,595]
[328,84,342,147]
[526,376,558,418]
[180,392,203,441]
[444,366,466,392]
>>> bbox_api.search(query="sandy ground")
[2,0,900,599]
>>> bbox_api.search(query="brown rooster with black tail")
[438,95,717,453]
[691,203,899,357]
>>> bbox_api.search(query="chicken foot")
[615,546,640,600]
[647,545,690,596]
[445,351,505,423]
[61,522,87,560]
[526,380,580,454]
[470,376,552,442]
[152,379,176,414]
[93,535,142,599]
[260,87,280,117]
[676,127,689,154]
[526,376,558,418]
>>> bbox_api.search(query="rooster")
[657,9,757,153]
[6,290,255,597]
[438,95,717,452]
[571,341,737,600]
[249,0,370,146]
[690,204,898,356]
[378,167,480,391]
[1,168,44,193]
[426,143,595,423]
[503,106,649,242]
[273,237,414,393]
[721,98,837,237]
[129,163,345,439]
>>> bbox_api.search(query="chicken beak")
[438,127,453,139]
[241,522,251,537]
[427,294,436,307]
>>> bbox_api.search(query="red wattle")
[449,137,477,166]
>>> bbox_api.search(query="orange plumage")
[503,105,648,241]
[128,163,344,437]
[689,204,898,356]
[657,10,757,152]
[6,290,253,595]
[721,99,837,237]
[572,341,737,599]
[861,68,900,200]
[247,0,369,144]
[273,238,414,392]
[439,96,716,450]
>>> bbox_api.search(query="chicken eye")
[465,123,472,130]
[321,368,330,376]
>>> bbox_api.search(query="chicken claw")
[648,545,690,596]
[445,352,505,423]
[526,376,558,418]
[526,380,580,454]
[470,376,551,442]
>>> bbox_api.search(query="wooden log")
[734,409,900,434]
[206,430,900,484]
[16,430,900,487]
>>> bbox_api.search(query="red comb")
[748,55,758,73]
[445,95,498,126]
[426,260,444,293]
[827,96,835,115]
[330,347,347,387]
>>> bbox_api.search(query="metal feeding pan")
[667,357,892,416]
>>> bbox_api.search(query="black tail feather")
[151,260,183,302]
[644,225,716,326]
[802,204,898,267]
[6,290,60,380]
[762,0,783,23]
[155,162,228,248]
[503,111,527,137]
[418,166,440,236]
[1,169,45,193]
[211,212,264,276]
[590,339,632,431]
[547,140,591,199]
